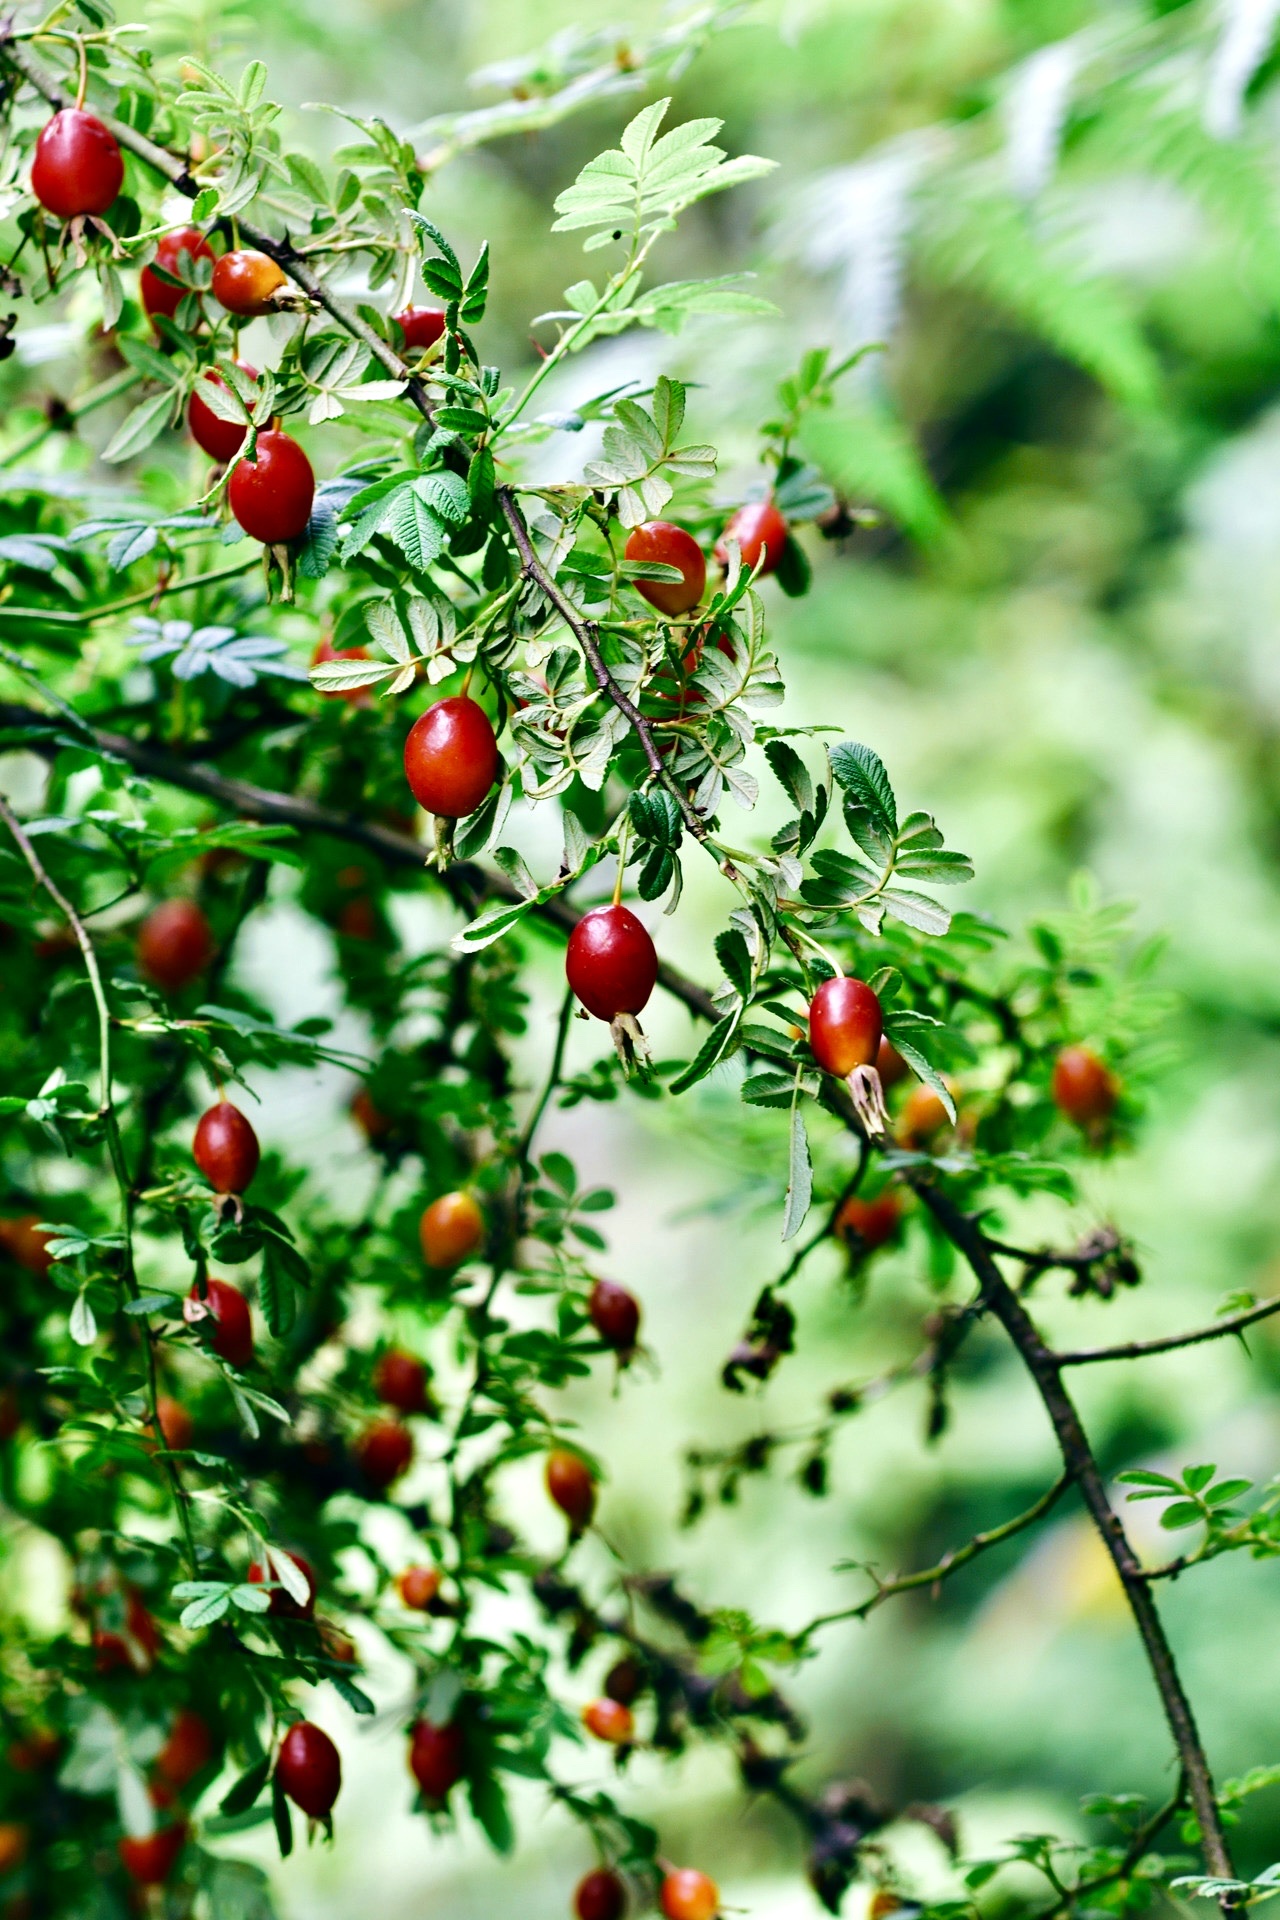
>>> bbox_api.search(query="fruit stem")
[612,815,630,907]
[74,33,86,110]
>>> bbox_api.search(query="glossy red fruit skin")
[409,1718,466,1801]
[396,1565,441,1610]
[189,363,257,463]
[247,1550,315,1620]
[577,1870,628,1920]
[277,1721,341,1820]
[211,248,287,316]
[141,227,214,324]
[1052,1046,1117,1126]
[403,698,499,819]
[566,906,658,1022]
[715,500,789,577]
[661,1869,720,1920]
[228,429,315,544]
[374,1350,429,1414]
[183,1278,253,1369]
[588,1279,640,1352]
[355,1418,414,1489]
[835,1192,902,1252]
[546,1449,596,1531]
[193,1100,260,1194]
[582,1698,633,1744]
[808,977,883,1078]
[118,1823,186,1886]
[313,636,372,706]
[419,1191,485,1269]
[624,521,707,617]
[31,109,124,219]
[137,899,213,990]
[154,1710,213,1790]
[395,306,447,351]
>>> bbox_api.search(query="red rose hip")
[582,1698,633,1744]
[714,500,788,577]
[661,1869,720,1920]
[1052,1046,1117,1127]
[141,226,214,324]
[183,1278,253,1369]
[403,697,499,819]
[137,899,213,990]
[419,1191,485,1269]
[374,1349,429,1413]
[546,1449,596,1531]
[151,1395,193,1453]
[355,1418,414,1489]
[835,1192,902,1252]
[624,521,706,617]
[566,906,658,1022]
[276,1721,341,1820]
[193,1100,260,1194]
[154,1710,213,1790]
[118,1823,186,1886]
[189,363,257,463]
[247,1549,315,1619]
[396,1565,441,1610]
[212,248,287,316]
[31,109,124,219]
[394,306,447,351]
[577,1869,628,1920]
[228,429,314,544]
[587,1279,641,1353]
[808,977,883,1078]
[409,1717,466,1800]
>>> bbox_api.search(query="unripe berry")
[834,1192,902,1252]
[183,1278,253,1370]
[566,906,658,1022]
[151,1394,193,1453]
[588,1279,641,1353]
[31,110,123,219]
[355,1418,414,1489]
[576,1869,628,1920]
[624,521,707,617]
[192,1100,260,1194]
[374,1349,429,1414]
[276,1721,341,1820]
[582,1698,633,1744]
[189,363,257,463]
[1052,1046,1117,1127]
[714,499,788,576]
[403,697,499,819]
[154,1710,213,1790]
[409,1717,465,1800]
[247,1549,315,1619]
[228,429,315,545]
[394,306,447,351]
[212,248,287,316]
[396,1565,441,1610]
[141,227,214,324]
[419,1190,485,1269]
[546,1449,596,1531]
[808,976,883,1078]
[118,1823,186,1886]
[661,1869,720,1920]
[137,899,213,990]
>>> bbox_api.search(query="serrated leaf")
[830,741,896,831]
[782,1098,812,1242]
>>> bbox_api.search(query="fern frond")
[1204,0,1280,137]
[1003,36,1087,201]
[799,404,949,546]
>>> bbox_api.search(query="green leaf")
[829,741,897,833]
[669,1013,740,1094]
[221,1756,271,1816]
[101,390,176,465]
[467,1767,514,1855]
[782,1096,811,1242]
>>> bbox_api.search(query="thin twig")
[1057,1294,1280,1366]
[0,559,258,626]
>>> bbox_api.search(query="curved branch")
[1057,1293,1280,1365]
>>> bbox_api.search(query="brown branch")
[1057,1293,1280,1365]
[907,1175,1235,1884]
[497,487,726,859]
[0,37,433,420]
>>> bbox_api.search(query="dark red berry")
[834,1192,902,1252]
[419,1191,485,1268]
[394,306,447,351]
[624,521,706,617]
[546,1449,596,1531]
[141,226,214,325]
[118,1823,186,1886]
[228,429,315,545]
[189,363,257,463]
[93,1589,160,1675]
[409,1718,466,1801]
[313,635,372,706]
[808,977,883,1078]
[403,697,499,819]
[31,110,123,219]
[276,1721,341,1820]
[714,500,789,577]
[192,1100,260,1194]
[154,1710,213,1790]
[247,1550,315,1619]
[355,1418,414,1489]
[374,1350,429,1414]
[587,1279,640,1353]
[350,1087,392,1137]
[1052,1046,1117,1127]
[566,905,657,1023]
[603,1657,643,1705]
[137,899,213,990]
[576,1869,628,1920]
[211,248,287,316]
[582,1698,632,1744]
[183,1278,253,1370]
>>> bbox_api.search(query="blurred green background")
[27,0,1280,1909]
